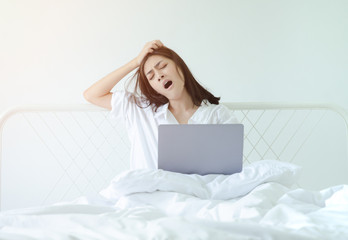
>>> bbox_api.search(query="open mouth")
[164,80,173,89]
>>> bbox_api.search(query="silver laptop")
[158,124,244,175]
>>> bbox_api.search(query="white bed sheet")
[1,163,348,240]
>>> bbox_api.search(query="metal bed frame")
[1,102,348,211]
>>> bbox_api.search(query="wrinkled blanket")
[1,161,348,240]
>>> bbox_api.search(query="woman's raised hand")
[135,40,164,66]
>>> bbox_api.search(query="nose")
[158,74,164,81]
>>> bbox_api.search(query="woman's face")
[144,55,185,100]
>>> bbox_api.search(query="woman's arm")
[83,58,139,110]
[83,40,164,110]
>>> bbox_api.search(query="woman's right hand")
[135,40,164,66]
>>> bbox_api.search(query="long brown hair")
[128,46,220,111]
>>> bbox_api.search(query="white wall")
[1,0,348,210]
[1,0,347,112]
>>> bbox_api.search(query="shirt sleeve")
[108,90,134,124]
[216,104,239,124]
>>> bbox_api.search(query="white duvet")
[0,160,347,240]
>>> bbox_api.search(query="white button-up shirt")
[109,91,239,170]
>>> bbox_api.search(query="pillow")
[206,160,302,200]
[100,160,302,201]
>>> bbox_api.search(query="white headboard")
[1,103,348,211]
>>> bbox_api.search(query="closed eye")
[149,64,167,80]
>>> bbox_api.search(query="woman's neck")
[168,89,197,114]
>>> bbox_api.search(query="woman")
[84,40,238,169]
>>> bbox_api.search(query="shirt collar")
[153,102,170,120]
[189,101,210,123]
[154,101,212,122]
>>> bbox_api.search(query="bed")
[0,102,348,239]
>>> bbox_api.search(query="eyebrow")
[146,60,163,76]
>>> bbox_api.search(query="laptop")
[158,124,244,175]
